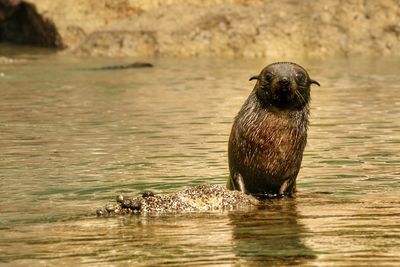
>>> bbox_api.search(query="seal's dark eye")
[295,71,305,83]
[264,72,273,82]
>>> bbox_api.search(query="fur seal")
[227,62,320,198]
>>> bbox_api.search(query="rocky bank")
[24,0,400,58]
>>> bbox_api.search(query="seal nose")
[279,77,290,86]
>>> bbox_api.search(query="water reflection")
[1,55,400,265]
[230,199,315,265]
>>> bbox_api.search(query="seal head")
[250,62,319,110]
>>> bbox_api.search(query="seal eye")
[295,71,305,84]
[264,72,273,82]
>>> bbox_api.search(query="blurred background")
[1,0,399,58]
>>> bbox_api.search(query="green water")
[1,53,400,266]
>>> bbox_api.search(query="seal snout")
[278,76,290,86]
[278,76,291,91]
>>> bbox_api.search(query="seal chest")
[227,62,320,197]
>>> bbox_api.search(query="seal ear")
[249,75,259,81]
[310,79,320,86]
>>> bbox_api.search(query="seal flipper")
[279,178,296,195]
[227,173,248,193]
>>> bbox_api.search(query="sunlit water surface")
[1,54,400,266]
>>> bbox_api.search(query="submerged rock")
[88,62,154,71]
[97,184,259,217]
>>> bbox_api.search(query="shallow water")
[0,53,400,266]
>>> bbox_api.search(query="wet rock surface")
[97,184,259,217]
[0,0,63,48]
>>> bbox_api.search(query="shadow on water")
[229,198,316,266]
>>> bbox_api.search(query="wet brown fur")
[227,62,319,197]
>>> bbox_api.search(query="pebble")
[130,200,142,211]
[142,191,155,198]
[116,195,124,203]
[122,199,131,208]
[96,209,104,217]
[105,204,115,213]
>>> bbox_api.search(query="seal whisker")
[294,90,306,105]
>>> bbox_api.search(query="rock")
[130,200,142,212]
[26,0,400,58]
[96,209,104,217]
[121,199,132,209]
[105,204,116,213]
[0,1,63,48]
[89,62,153,71]
[141,191,155,198]
[116,195,124,203]
[97,184,260,217]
